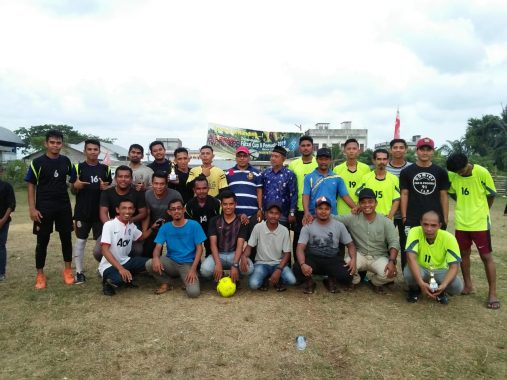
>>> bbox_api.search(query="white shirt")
[98,217,142,275]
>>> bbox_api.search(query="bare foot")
[461,287,475,295]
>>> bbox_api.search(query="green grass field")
[1,192,506,379]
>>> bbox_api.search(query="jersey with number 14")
[333,162,371,215]
[448,164,496,231]
[70,162,112,222]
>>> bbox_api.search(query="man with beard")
[126,144,153,192]
[169,147,193,204]
[356,148,400,219]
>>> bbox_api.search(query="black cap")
[265,201,282,212]
[272,145,287,157]
[316,148,332,158]
[315,196,332,207]
[358,188,376,200]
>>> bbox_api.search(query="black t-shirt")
[169,168,193,204]
[184,196,221,237]
[148,160,171,175]
[208,215,248,252]
[0,179,16,222]
[70,162,112,222]
[399,163,450,226]
[24,154,72,210]
[100,187,147,219]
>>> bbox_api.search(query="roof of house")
[0,126,25,147]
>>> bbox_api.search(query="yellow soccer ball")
[217,276,237,298]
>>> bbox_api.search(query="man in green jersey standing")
[447,153,499,309]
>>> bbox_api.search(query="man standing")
[288,136,318,260]
[187,145,227,197]
[184,175,221,257]
[447,153,499,309]
[169,147,193,204]
[0,173,15,281]
[142,172,183,258]
[127,144,153,192]
[70,139,112,284]
[200,191,253,282]
[356,149,400,219]
[25,130,74,288]
[145,199,206,298]
[100,199,152,296]
[261,145,297,227]
[404,211,463,304]
[147,140,171,175]
[386,138,412,270]
[97,165,147,260]
[333,138,371,215]
[338,189,400,293]
[244,202,296,291]
[225,146,263,224]
[400,137,450,231]
[294,197,357,294]
[303,148,357,225]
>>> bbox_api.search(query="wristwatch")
[232,262,240,269]
[289,211,295,217]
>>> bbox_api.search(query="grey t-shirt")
[145,188,183,223]
[298,219,352,258]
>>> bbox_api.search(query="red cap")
[236,146,250,155]
[416,137,435,149]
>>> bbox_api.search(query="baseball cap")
[416,137,435,149]
[358,188,377,200]
[265,201,282,212]
[316,148,332,158]
[315,196,332,207]
[236,146,250,155]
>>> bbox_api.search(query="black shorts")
[74,220,103,240]
[33,206,73,235]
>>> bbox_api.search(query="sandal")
[487,300,501,310]
[154,283,172,295]
[303,280,316,294]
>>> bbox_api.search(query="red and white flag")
[394,109,400,139]
[102,152,111,166]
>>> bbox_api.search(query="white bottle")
[429,270,438,293]
[296,336,307,351]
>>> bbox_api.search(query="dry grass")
[1,192,506,379]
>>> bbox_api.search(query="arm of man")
[101,244,132,283]
[439,190,449,226]
[384,247,398,278]
[387,199,400,220]
[27,182,42,223]
[186,243,202,284]
[342,194,359,214]
[400,189,409,223]
[296,242,312,277]
[344,241,357,275]
[302,194,313,225]
[433,262,459,297]
[256,187,263,222]
[209,235,223,282]
[406,251,434,299]
[269,251,291,286]
[150,243,164,275]
[131,207,147,225]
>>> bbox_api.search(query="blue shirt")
[303,169,349,215]
[154,219,206,264]
[261,167,297,219]
[226,164,262,217]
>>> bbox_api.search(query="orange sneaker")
[35,273,46,289]
[63,268,74,285]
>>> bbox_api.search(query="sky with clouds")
[1,0,506,155]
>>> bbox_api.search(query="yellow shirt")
[333,161,371,215]
[187,166,227,197]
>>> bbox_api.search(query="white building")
[0,126,25,162]
[305,121,368,151]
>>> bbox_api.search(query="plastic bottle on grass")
[296,335,307,351]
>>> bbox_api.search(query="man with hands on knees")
[145,198,206,298]
[404,210,463,304]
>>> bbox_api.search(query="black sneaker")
[75,272,86,284]
[436,293,449,305]
[407,290,420,303]
[103,282,116,296]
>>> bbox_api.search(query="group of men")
[22,130,500,309]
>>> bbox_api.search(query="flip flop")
[487,300,501,310]
[154,284,172,295]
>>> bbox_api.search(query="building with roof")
[374,135,422,151]
[0,126,25,162]
[305,121,368,152]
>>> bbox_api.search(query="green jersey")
[356,171,400,216]
[448,164,496,231]
[288,157,318,211]
[405,227,461,270]
[333,161,371,215]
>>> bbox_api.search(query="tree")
[15,124,116,154]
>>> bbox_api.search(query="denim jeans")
[0,221,9,275]
[200,251,254,278]
[102,256,148,286]
[249,263,297,289]
[403,264,464,295]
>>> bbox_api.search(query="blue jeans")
[0,221,9,275]
[249,263,297,289]
[200,251,254,278]
[102,256,148,286]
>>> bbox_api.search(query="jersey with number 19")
[448,164,496,231]
[333,162,371,215]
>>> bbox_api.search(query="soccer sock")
[74,238,86,273]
